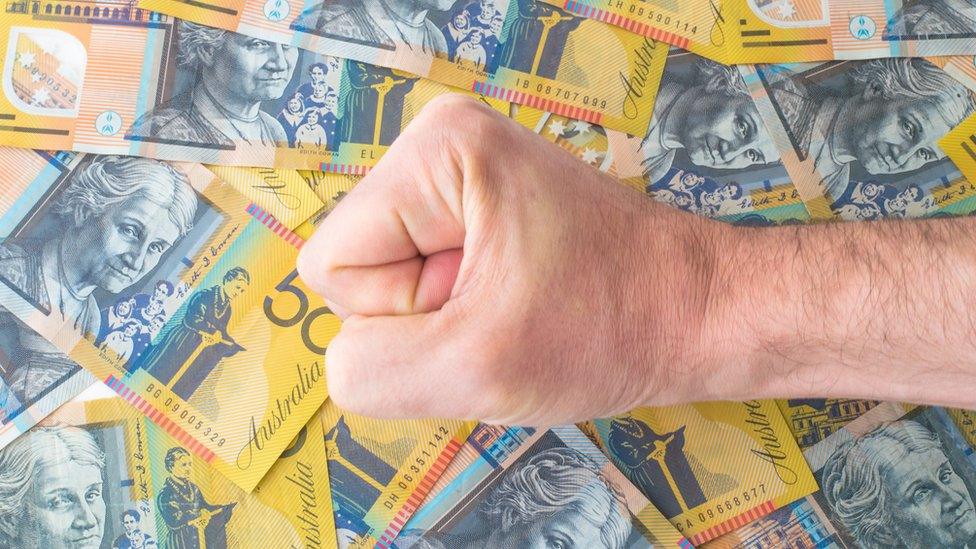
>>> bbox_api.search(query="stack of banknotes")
[2,0,976,547]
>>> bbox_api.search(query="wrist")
[623,202,743,407]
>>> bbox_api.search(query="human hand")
[297,96,733,426]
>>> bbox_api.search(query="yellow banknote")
[138,0,667,136]
[0,147,337,490]
[320,399,475,549]
[588,401,818,545]
[535,0,832,64]
[537,0,976,64]
[512,104,644,182]
[942,103,976,188]
[289,171,362,240]
[207,165,326,231]
[514,48,815,229]
[741,59,976,221]
[776,398,880,450]
[0,10,505,170]
[0,395,336,548]
[710,402,976,548]
[948,407,976,449]
[403,424,692,548]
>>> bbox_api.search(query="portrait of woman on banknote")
[0,155,197,405]
[127,22,299,148]
[0,425,108,548]
[397,447,636,549]
[762,58,975,202]
[820,418,976,548]
[639,54,781,188]
[884,0,976,39]
[293,0,462,55]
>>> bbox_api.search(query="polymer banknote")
[516,105,811,225]
[939,98,976,184]
[0,163,320,455]
[539,0,976,64]
[775,399,880,450]
[586,401,818,545]
[0,395,336,549]
[740,57,976,220]
[515,48,815,226]
[320,400,475,548]
[401,424,691,548]
[0,10,505,171]
[0,147,337,490]
[207,165,326,231]
[136,0,669,136]
[0,311,97,451]
[706,402,976,548]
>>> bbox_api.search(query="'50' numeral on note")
[264,269,332,354]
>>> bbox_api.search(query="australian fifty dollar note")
[536,0,976,64]
[0,394,336,548]
[707,402,976,548]
[400,424,691,548]
[0,146,338,491]
[320,399,475,548]
[136,0,668,136]
[584,400,818,545]
[0,9,505,170]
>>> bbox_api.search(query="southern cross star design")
[547,119,568,137]
[581,147,601,164]
[17,51,36,68]
[31,86,50,105]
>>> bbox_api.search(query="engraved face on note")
[0,426,106,549]
[820,418,976,548]
[0,155,198,339]
[641,54,780,187]
[126,22,299,149]
[641,52,798,226]
[0,308,82,413]
[760,58,975,207]
[401,442,636,549]
[291,0,467,56]
[884,0,976,40]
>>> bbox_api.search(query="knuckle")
[421,95,510,150]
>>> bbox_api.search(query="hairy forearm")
[701,214,976,407]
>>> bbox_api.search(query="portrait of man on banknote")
[0,425,108,548]
[127,21,299,148]
[398,446,637,549]
[640,53,781,188]
[292,0,463,55]
[760,58,975,203]
[884,0,976,39]
[819,418,976,548]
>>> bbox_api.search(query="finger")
[298,97,492,317]
[324,307,485,419]
[317,247,463,318]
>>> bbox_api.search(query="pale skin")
[297,95,976,426]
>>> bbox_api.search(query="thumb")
[323,307,485,419]
[298,96,494,317]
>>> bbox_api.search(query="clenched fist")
[297,95,976,425]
